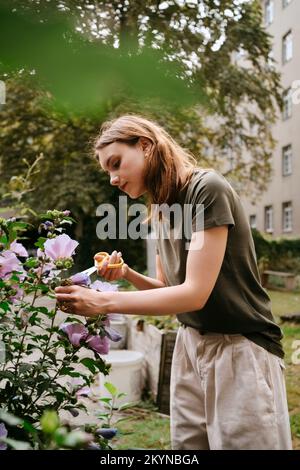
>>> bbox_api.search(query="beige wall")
[242,0,300,237]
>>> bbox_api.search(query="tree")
[1,0,281,197]
[0,1,282,271]
[0,76,147,272]
[50,0,281,197]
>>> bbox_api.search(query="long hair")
[93,114,197,219]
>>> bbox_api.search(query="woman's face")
[97,140,148,199]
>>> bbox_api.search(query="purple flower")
[10,240,28,258]
[104,326,122,342]
[63,210,71,216]
[96,428,117,440]
[38,221,54,234]
[0,250,23,279]
[0,422,7,450]
[86,335,110,354]
[90,281,118,292]
[71,272,91,287]
[60,322,88,347]
[44,234,78,261]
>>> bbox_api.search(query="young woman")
[55,115,292,450]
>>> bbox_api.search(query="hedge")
[251,229,300,274]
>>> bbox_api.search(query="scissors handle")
[94,251,124,269]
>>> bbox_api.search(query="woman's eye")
[112,160,120,169]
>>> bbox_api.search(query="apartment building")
[242,0,300,237]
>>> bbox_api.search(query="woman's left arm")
[55,226,228,317]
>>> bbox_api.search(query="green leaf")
[18,363,35,374]
[0,409,23,426]
[0,301,10,313]
[34,237,47,249]
[118,402,135,411]
[3,437,32,450]
[99,397,112,404]
[104,382,117,397]
[80,358,97,373]
[56,429,91,448]
[0,371,15,380]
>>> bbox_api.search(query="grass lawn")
[112,289,300,450]
[268,289,300,450]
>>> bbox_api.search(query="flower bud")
[40,410,60,434]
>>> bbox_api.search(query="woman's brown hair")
[94,114,197,219]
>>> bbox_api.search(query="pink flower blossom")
[86,335,110,354]
[71,272,91,286]
[0,422,7,450]
[0,250,23,279]
[44,234,78,261]
[60,322,88,347]
[104,326,122,342]
[75,386,92,399]
[10,240,28,258]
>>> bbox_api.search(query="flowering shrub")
[0,211,122,449]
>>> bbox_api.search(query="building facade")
[242,0,300,237]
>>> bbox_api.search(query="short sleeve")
[190,171,235,232]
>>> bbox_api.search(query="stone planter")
[127,318,177,414]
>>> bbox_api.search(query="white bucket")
[109,315,127,350]
[99,350,144,406]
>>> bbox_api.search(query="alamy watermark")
[292,80,300,105]
[0,339,5,365]
[291,339,300,365]
[0,80,6,105]
[96,196,204,250]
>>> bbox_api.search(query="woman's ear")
[139,137,151,154]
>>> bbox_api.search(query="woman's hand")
[55,285,105,317]
[97,250,128,281]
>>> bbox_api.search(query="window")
[282,31,293,63]
[282,145,292,176]
[264,206,273,233]
[250,215,257,229]
[264,0,274,26]
[282,0,292,8]
[267,48,274,68]
[282,202,293,232]
[283,88,292,120]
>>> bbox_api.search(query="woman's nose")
[110,174,119,186]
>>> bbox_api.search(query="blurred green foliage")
[252,229,300,274]
[0,1,201,114]
[0,0,283,271]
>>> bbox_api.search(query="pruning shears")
[79,252,124,277]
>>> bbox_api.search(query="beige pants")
[170,326,292,450]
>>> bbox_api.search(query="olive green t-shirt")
[155,168,284,358]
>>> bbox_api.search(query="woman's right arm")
[124,254,166,290]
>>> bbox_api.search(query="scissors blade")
[79,266,97,277]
